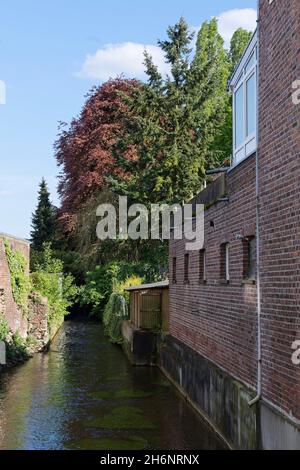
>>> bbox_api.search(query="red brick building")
[161,0,300,449]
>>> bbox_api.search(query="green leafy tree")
[229,28,253,74]
[113,17,230,204]
[30,178,56,250]
[210,27,253,164]
[31,243,78,332]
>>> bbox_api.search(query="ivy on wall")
[0,313,9,341]
[4,240,31,316]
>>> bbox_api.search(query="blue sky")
[0,0,257,238]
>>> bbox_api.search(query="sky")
[0,0,257,239]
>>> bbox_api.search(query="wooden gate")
[138,293,162,330]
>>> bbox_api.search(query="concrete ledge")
[121,321,158,366]
[157,334,258,449]
[260,401,300,450]
[156,334,300,450]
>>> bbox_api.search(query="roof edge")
[0,232,31,245]
[229,28,258,89]
[126,280,169,292]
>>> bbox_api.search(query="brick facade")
[169,0,300,426]
[169,155,258,389]
[0,233,30,337]
[258,0,300,420]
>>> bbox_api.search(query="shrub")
[79,261,151,317]
[101,275,142,344]
[103,293,128,344]
[6,331,29,361]
[79,263,120,317]
[0,316,29,362]
[31,243,78,332]
[0,314,9,341]
[114,275,143,302]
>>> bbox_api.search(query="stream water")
[0,321,225,450]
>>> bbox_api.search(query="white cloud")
[0,190,13,198]
[217,9,257,48]
[77,42,170,81]
[78,9,257,81]
[0,80,6,105]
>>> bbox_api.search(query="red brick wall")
[169,155,258,388]
[258,0,300,419]
[169,0,300,423]
[0,234,30,337]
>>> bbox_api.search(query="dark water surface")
[0,322,225,450]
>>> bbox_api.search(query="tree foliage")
[78,260,158,317]
[31,243,78,331]
[112,17,230,204]
[52,18,254,289]
[54,79,139,232]
[30,178,56,250]
[210,27,253,163]
[229,28,253,74]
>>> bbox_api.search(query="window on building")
[184,253,190,284]
[220,243,230,282]
[172,257,177,284]
[199,249,206,283]
[242,237,256,280]
[230,32,257,166]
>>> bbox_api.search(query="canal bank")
[0,321,226,450]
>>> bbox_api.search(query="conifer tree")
[113,17,230,205]
[30,178,56,250]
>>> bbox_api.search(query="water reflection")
[0,322,225,450]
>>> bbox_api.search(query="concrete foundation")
[157,334,300,450]
[121,320,158,366]
[260,402,300,450]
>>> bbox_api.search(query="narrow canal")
[0,322,225,450]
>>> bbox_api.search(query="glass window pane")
[235,84,244,148]
[249,238,256,279]
[225,244,230,281]
[245,51,255,74]
[246,74,255,136]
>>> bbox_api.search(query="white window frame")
[225,243,230,282]
[203,250,207,282]
[230,31,258,167]
[200,249,206,282]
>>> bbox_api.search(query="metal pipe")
[249,2,262,406]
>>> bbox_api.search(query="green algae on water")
[115,389,151,399]
[91,389,152,400]
[67,436,148,451]
[91,390,113,400]
[85,406,156,430]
